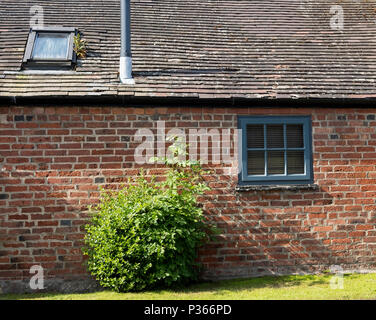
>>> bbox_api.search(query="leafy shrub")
[83,139,215,292]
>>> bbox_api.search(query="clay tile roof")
[1,0,376,100]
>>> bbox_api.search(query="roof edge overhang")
[2,95,376,109]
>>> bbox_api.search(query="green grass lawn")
[1,273,376,300]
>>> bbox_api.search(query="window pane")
[287,151,305,174]
[267,125,284,148]
[247,151,265,175]
[32,33,69,59]
[267,151,285,175]
[287,125,304,148]
[247,125,264,149]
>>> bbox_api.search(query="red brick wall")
[1,105,376,285]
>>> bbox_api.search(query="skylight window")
[23,27,77,69]
[32,33,70,60]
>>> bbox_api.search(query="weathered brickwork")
[1,105,376,290]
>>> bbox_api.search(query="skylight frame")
[22,27,77,69]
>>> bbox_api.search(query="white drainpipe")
[120,0,135,84]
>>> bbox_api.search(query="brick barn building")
[1,0,376,293]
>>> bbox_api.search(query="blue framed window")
[238,116,313,185]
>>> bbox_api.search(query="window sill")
[235,184,319,192]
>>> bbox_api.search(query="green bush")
[83,139,215,292]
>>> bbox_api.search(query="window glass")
[247,124,264,149]
[247,151,265,175]
[267,151,285,175]
[32,33,69,59]
[267,125,284,148]
[287,150,305,174]
[286,124,304,148]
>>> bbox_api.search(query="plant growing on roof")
[73,33,88,59]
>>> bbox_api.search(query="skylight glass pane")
[32,33,69,59]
